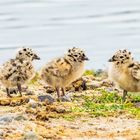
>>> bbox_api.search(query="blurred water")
[0,0,140,70]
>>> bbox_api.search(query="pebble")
[0,114,14,124]
[22,131,38,140]
[60,95,72,102]
[38,94,55,104]
[0,114,27,125]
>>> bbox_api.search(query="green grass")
[128,93,140,102]
[84,70,95,76]
[84,69,106,77]
[69,90,140,119]
[62,114,78,121]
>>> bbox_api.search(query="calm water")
[0,0,140,70]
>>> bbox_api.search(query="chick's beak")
[83,56,89,61]
[108,58,112,62]
[34,54,40,60]
[108,58,114,62]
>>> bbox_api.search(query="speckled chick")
[0,47,40,97]
[40,47,89,99]
[108,49,140,100]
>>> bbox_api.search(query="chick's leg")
[123,90,127,101]
[17,83,22,97]
[56,87,60,99]
[61,87,65,96]
[6,88,12,98]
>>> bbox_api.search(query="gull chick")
[40,47,89,99]
[108,49,140,100]
[0,47,40,97]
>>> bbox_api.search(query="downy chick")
[0,47,40,97]
[108,49,140,100]
[40,47,89,99]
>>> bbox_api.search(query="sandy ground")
[0,92,140,140]
[0,76,140,140]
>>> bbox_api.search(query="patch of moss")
[92,89,122,103]
[128,92,140,102]
[70,90,140,119]
[128,107,140,118]
[62,114,76,121]
[84,70,95,76]
[84,69,107,78]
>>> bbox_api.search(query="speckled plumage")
[108,49,140,100]
[40,47,89,98]
[0,47,40,97]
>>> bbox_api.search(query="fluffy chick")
[108,49,140,100]
[0,47,40,97]
[40,47,89,99]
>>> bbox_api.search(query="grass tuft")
[84,70,95,76]
[68,90,140,120]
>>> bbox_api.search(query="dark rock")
[14,115,27,121]
[44,86,55,93]
[81,80,87,90]
[0,114,26,125]
[38,94,55,104]
[0,114,14,124]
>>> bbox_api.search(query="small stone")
[101,79,113,87]
[44,86,55,93]
[25,90,34,95]
[52,104,71,113]
[36,112,49,121]
[135,102,140,108]
[28,99,38,108]
[60,95,72,102]
[22,131,38,140]
[0,98,10,105]
[30,103,38,108]
[55,106,66,113]
[38,94,55,104]
[14,115,26,121]
[0,114,14,124]
[86,81,101,89]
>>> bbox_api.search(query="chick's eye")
[74,55,78,57]
[30,53,33,56]
[19,52,22,55]
[112,55,115,59]
[120,56,123,58]
[23,48,26,51]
